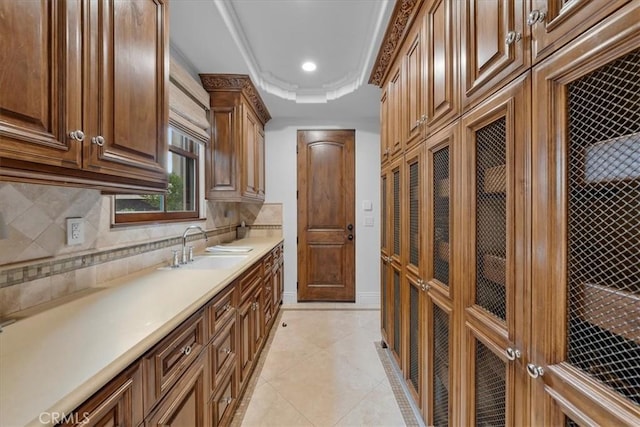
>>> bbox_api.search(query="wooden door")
[423,121,458,426]
[147,353,207,427]
[403,143,426,411]
[84,0,167,186]
[530,6,640,425]
[529,0,630,63]
[0,0,83,170]
[404,22,425,150]
[459,73,531,426]
[424,0,459,134]
[460,0,529,110]
[297,130,355,302]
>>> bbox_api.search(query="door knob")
[347,224,353,231]
[68,130,85,142]
[348,234,354,241]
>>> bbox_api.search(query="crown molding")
[200,74,272,124]
[368,0,422,87]
[214,0,392,104]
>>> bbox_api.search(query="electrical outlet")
[66,218,84,245]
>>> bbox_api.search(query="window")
[114,127,202,223]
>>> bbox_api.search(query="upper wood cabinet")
[460,0,529,110]
[388,67,403,160]
[200,74,271,203]
[404,24,426,150]
[380,88,391,165]
[423,0,459,134]
[529,0,631,64]
[0,0,169,193]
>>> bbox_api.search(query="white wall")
[264,119,380,305]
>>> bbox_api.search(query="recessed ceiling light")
[302,61,317,72]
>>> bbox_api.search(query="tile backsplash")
[0,182,282,318]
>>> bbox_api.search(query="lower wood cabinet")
[146,352,207,427]
[58,242,284,427]
[59,362,143,427]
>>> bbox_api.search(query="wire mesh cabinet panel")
[388,157,404,368]
[460,73,531,427]
[531,5,640,425]
[381,168,391,347]
[422,121,459,426]
[403,144,425,411]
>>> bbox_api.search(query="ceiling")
[169,0,393,122]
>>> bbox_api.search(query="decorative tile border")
[375,341,423,426]
[249,224,282,230]
[0,225,238,289]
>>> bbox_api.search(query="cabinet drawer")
[143,309,205,412]
[240,262,262,300]
[209,317,237,393]
[210,365,238,427]
[207,284,236,341]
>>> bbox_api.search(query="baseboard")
[357,291,380,306]
[282,291,298,304]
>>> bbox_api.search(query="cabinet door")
[84,0,167,186]
[423,122,457,426]
[238,297,254,387]
[460,0,529,110]
[251,285,265,354]
[531,6,640,425]
[242,107,258,198]
[256,125,265,198]
[207,104,240,198]
[424,0,459,134]
[530,0,630,63]
[380,90,390,165]
[404,23,425,150]
[389,158,404,367]
[389,67,403,159]
[460,73,531,426]
[0,0,82,170]
[381,168,391,346]
[60,363,143,427]
[146,353,207,427]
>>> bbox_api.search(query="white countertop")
[0,237,283,427]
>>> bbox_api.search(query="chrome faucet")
[181,225,208,264]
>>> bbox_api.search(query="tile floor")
[235,308,409,426]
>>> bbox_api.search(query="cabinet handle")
[526,363,544,379]
[220,347,232,355]
[91,135,105,146]
[505,347,521,361]
[505,31,522,45]
[223,397,233,405]
[181,345,192,356]
[68,130,85,142]
[224,303,233,312]
[266,286,271,291]
[527,9,546,26]
[420,114,427,124]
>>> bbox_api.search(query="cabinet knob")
[527,9,546,26]
[181,345,192,356]
[505,347,521,361]
[221,347,232,355]
[91,135,105,146]
[224,303,233,312]
[420,114,427,123]
[526,363,545,379]
[69,130,85,142]
[505,31,522,45]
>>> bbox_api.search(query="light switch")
[66,217,84,245]
[362,200,373,211]
[364,216,374,227]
